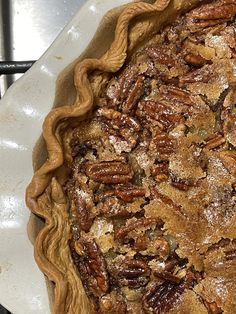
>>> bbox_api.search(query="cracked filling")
[66,1,236,313]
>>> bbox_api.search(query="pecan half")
[182,39,209,67]
[99,291,127,314]
[225,249,236,260]
[97,108,141,152]
[188,0,236,21]
[164,258,179,272]
[74,193,94,232]
[121,75,145,113]
[222,108,236,146]
[202,300,222,314]
[142,272,194,313]
[186,0,236,32]
[137,100,183,131]
[151,163,169,176]
[105,64,140,109]
[95,190,117,202]
[97,108,141,131]
[96,185,145,203]
[159,86,195,107]
[184,53,208,67]
[112,258,151,288]
[180,65,214,85]
[153,270,181,284]
[170,174,194,191]
[85,161,133,184]
[204,134,226,150]
[119,65,139,101]
[96,196,130,218]
[188,19,229,32]
[69,238,109,297]
[67,179,95,232]
[149,133,177,161]
[151,162,169,182]
[105,78,121,108]
[115,217,163,242]
[219,150,236,175]
[145,45,176,67]
[114,185,146,202]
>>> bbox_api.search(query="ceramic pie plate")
[0,1,131,313]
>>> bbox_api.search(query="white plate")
[0,1,131,313]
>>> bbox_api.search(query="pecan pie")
[26,0,236,313]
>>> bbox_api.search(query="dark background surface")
[0,305,10,314]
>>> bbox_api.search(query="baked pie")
[26,0,236,313]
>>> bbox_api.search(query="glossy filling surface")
[66,1,236,313]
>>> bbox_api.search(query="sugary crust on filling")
[67,1,236,313]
